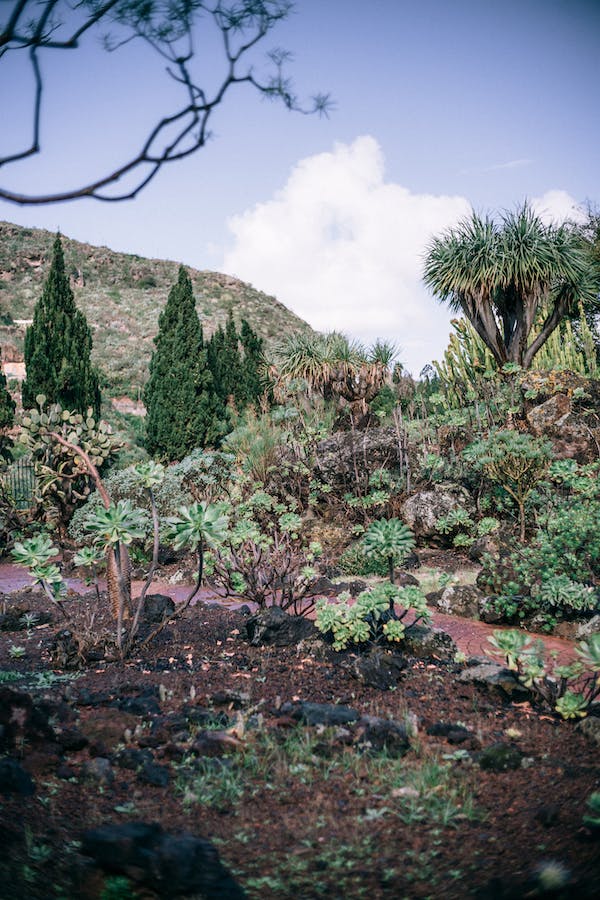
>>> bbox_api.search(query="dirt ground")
[0,566,599,899]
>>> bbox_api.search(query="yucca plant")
[269,332,397,425]
[362,518,416,593]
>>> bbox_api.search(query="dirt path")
[0,563,578,663]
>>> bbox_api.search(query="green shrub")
[68,449,236,546]
[533,574,595,614]
[486,629,600,720]
[463,429,552,540]
[362,518,415,584]
[478,461,600,623]
[316,582,430,651]
[338,542,389,578]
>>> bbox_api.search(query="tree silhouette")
[0,0,330,204]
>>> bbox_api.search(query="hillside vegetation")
[0,221,312,399]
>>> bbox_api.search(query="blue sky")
[1,0,599,373]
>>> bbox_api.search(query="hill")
[0,221,312,403]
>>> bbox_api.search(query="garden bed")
[1,586,599,899]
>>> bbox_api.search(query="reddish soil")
[1,573,599,900]
[0,564,578,663]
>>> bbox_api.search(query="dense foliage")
[424,204,597,369]
[22,234,101,416]
[144,266,219,461]
[0,346,15,463]
[144,270,266,460]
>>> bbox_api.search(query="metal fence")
[2,456,36,510]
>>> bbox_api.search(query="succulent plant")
[362,518,416,588]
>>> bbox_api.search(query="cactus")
[20,396,120,539]
[434,304,597,410]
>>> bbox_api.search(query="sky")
[1,0,599,375]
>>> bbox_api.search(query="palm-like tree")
[423,204,596,369]
[269,332,397,424]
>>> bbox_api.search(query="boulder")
[400,485,473,541]
[426,722,479,748]
[395,570,420,586]
[526,393,571,434]
[478,742,523,772]
[576,716,600,747]
[281,701,360,727]
[429,584,484,619]
[458,663,529,699]
[143,593,176,624]
[345,648,407,690]
[523,376,600,463]
[354,715,410,756]
[137,761,171,787]
[478,597,505,625]
[403,624,457,660]
[0,758,35,796]
[191,731,244,758]
[314,427,403,490]
[575,615,600,639]
[0,687,56,751]
[81,757,114,786]
[245,606,317,647]
[81,822,246,898]
[309,576,368,597]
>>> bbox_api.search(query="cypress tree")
[0,348,15,431]
[22,233,100,415]
[239,318,264,406]
[207,310,244,409]
[0,348,16,462]
[144,266,219,461]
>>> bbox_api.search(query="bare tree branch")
[0,0,331,204]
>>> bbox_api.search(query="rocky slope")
[0,221,312,400]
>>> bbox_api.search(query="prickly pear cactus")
[20,395,120,538]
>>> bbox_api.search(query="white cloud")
[222,138,585,374]
[222,136,470,374]
[531,189,586,225]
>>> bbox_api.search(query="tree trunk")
[106,544,131,620]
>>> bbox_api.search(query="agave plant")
[84,500,146,547]
[555,691,588,720]
[362,518,416,591]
